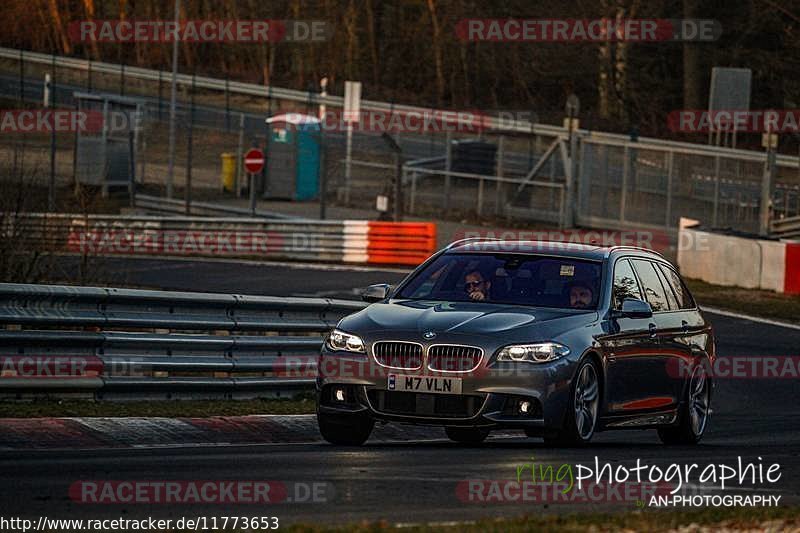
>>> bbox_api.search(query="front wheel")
[658,364,711,445]
[544,358,600,446]
[317,411,374,446]
[445,426,490,444]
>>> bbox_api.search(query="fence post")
[129,129,136,208]
[712,155,721,227]
[410,170,417,214]
[620,145,630,223]
[477,177,484,217]
[225,75,230,132]
[663,151,673,228]
[496,136,504,215]
[563,133,578,228]
[48,54,56,212]
[344,123,353,204]
[18,49,24,102]
[236,113,245,197]
[444,131,452,211]
[185,73,195,215]
[760,140,777,236]
[577,138,590,225]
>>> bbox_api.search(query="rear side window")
[631,260,670,312]
[658,264,696,309]
[612,259,642,310]
[657,266,678,310]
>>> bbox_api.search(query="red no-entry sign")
[244,148,265,174]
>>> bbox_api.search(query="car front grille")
[427,345,483,372]
[367,390,486,418]
[372,341,423,370]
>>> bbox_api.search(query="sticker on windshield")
[560,265,575,276]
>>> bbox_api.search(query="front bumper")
[316,347,575,429]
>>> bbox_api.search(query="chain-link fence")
[1,47,798,237]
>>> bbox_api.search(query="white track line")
[702,306,800,331]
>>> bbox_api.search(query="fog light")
[334,387,346,402]
[518,400,531,414]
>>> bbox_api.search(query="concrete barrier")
[677,218,800,294]
[10,214,437,267]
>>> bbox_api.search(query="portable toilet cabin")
[264,113,321,200]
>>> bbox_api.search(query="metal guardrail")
[134,194,300,220]
[771,216,800,239]
[0,283,367,400]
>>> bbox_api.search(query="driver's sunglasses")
[464,280,484,289]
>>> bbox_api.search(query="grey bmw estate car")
[316,239,715,446]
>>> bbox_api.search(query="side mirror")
[618,298,653,319]
[362,284,391,303]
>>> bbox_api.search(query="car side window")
[631,259,670,312]
[656,265,678,310]
[612,259,643,310]
[658,264,696,309]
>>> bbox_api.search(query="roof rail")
[443,237,503,251]
[609,245,666,258]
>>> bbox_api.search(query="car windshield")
[397,253,602,309]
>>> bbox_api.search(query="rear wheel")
[445,426,490,444]
[658,364,710,445]
[544,358,600,446]
[317,411,374,446]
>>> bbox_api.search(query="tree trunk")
[682,0,704,109]
[426,0,446,106]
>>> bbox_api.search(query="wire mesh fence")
[1,48,798,237]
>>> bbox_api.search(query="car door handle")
[681,320,689,333]
[648,323,657,338]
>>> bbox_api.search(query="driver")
[568,281,595,309]
[464,269,492,301]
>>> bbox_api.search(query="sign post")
[344,81,362,204]
[244,148,265,215]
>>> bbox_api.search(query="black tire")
[658,364,711,445]
[544,358,601,447]
[317,411,374,446]
[445,426,490,444]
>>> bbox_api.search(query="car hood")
[337,299,597,337]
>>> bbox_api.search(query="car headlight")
[496,342,570,363]
[326,329,366,353]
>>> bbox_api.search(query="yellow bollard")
[221,153,236,192]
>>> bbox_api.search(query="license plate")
[387,373,462,394]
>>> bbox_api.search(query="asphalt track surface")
[2,256,798,526]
